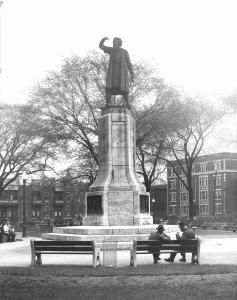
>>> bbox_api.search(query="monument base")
[84,190,153,226]
[42,224,179,249]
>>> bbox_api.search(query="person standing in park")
[99,37,134,108]
[149,224,171,263]
[165,221,195,263]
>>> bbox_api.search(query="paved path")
[0,231,237,267]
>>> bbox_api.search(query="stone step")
[42,232,150,243]
[53,225,178,235]
[41,224,179,249]
[41,233,151,249]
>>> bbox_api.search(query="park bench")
[0,232,16,243]
[30,240,100,267]
[130,238,201,267]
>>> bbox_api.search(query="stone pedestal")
[83,106,152,226]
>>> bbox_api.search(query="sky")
[0,0,236,153]
[1,0,237,105]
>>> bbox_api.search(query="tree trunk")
[188,188,194,220]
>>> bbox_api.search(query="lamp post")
[152,198,156,223]
[22,173,27,237]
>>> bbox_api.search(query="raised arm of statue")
[99,37,109,52]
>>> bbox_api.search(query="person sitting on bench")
[165,221,195,263]
[3,220,16,242]
[149,224,171,263]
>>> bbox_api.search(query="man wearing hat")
[165,221,195,263]
[149,224,171,263]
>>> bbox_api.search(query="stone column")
[84,106,152,226]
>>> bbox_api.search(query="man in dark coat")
[99,37,134,107]
[165,221,195,263]
[149,224,171,263]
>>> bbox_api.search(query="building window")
[223,173,226,182]
[54,210,62,217]
[169,205,176,215]
[54,191,63,201]
[180,178,187,190]
[199,176,208,188]
[2,210,7,218]
[66,192,71,202]
[215,203,222,214]
[8,209,17,218]
[215,189,222,200]
[34,191,41,201]
[192,165,195,173]
[170,193,176,203]
[180,191,189,202]
[66,206,71,217]
[32,208,40,218]
[180,205,189,216]
[199,204,209,214]
[169,179,176,189]
[216,174,221,186]
[181,166,187,175]
[223,160,226,170]
[169,167,176,177]
[200,163,207,172]
[44,192,50,202]
[4,190,18,200]
[214,160,222,171]
[45,206,50,218]
[199,190,208,201]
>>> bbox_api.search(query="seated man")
[3,220,16,242]
[165,221,195,263]
[149,224,171,263]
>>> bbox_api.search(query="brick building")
[0,178,87,225]
[167,152,237,219]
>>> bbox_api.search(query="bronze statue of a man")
[99,37,134,108]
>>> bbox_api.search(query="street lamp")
[22,172,27,237]
[152,198,156,220]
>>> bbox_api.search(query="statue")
[99,37,134,108]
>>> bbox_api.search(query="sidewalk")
[1,231,237,267]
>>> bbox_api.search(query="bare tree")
[29,52,179,184]
[164,99,225,220]
[0,104,59,196]
[135,88,181,191]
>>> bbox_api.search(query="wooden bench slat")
[137,246,196,251]
[35,251,94,254]
[33,241,93,245]
[137,240,198,246]
[34,246,93,251]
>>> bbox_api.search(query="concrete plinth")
[83,106,152,226]
[42,225,179,249]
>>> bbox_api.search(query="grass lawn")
[1,264,237,299]
[1,229,236,299]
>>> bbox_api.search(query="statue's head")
[113,37,122,48]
